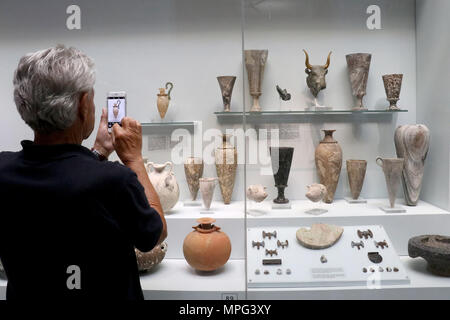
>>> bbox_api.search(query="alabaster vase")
[183,218,231,271]
[215,134,237,205]
[135,242,168,272]
[315,130,343,203]
[199,178,216,210]
[346,53,371,110]
[376,157,404,208]
[217,76,236,112]
[394,124,430,206]
[146,161,180,213]
[270,147,294,204]
[346,160,367,200]
[184,157,204,201]
[383,74,403,110]
[245,50,268,112]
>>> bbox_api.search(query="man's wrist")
[92,142,112,158]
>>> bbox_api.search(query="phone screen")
[107,95,126,129]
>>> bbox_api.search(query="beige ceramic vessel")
[199,178,216,210]
[346,160,367,200]
[183,218,231,271]
[184,157,204,201]
[215,134,237,204]
[315,130,343,203]
[146,161,180,213]
[376,157,404,208]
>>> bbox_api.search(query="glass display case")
[0,0,449,300]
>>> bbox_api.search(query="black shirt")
[0,141,163,300]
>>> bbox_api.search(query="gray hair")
[13,45,96,133]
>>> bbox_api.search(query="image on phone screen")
[107,96,126,129]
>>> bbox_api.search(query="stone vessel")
[184,157,204,201]
[383,74,403,110]
[346,160,367,200]
[135,242,168,272]
[215,134,237,204]
[376,157,404,208]
[217,76,236,112]
[296,224,344,250]
[244,50,268,112]
[409,235,450,277]
[270,147,294,204]
[183,218,232,271]
[305,183,327,203]
[156,82,174,119]
[315,130,343,203]
[199,178,216,210]
[394,125,430,206]
[146,161,180,213]
[346,53,372,110]
[246,185,268,203]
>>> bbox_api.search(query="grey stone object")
[303,49,331,98]
[217,76,236,112]
[376,157,404,209]
[270,147,294,204]
[346,53,372,110]
[409,235,450,277]
[245,50,268,112]
[276,85,291,101]
[383,74,403,110]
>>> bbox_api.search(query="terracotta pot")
[376,157,404,208]
[394,124,430,206]
[346,53,371,110]
[183,218,231,271]
[346,160,367,200]
[245,50,268,112]
[215,134,237,204]
[156,82,174,119]
[135,242,168,272]
[184,157,204,201]
[383,74,403,110]
[217,76,236,112]
[315,130,343,203]
[146,161,180,213]
[199,178,216,210]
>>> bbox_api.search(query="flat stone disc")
[296,223,344,250]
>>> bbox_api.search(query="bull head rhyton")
[303,50,332,98]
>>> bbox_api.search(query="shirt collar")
[21,140,97,160]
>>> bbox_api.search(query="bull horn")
[323,51,332,69]
[303,49,312,70]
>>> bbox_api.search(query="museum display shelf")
[215,109,407,123]
[141,121,197,133]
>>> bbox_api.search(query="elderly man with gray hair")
[0,45,167,300]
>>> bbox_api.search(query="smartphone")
[107,91,127,132]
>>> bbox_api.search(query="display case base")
[345,197,367,204]
[304,208,328,216]
[183,201,202,207]
[380,206,407,213]
[272,203,292,210]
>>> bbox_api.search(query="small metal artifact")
[362,267,368,273]
[286,268,292,275]
[262,230,277,240]
[276,85,291,101]
[262,259,282,265]
[357,229,373,239]
[252,241,265,250]
[386,267,392,272]
[374,240,389,249]
[265,249,278,257]
[276,268,282,275]
[379,267,384,272]
[264,270,269,275]
[368,252,383,264]
[277,240,289,249]
[351,241,364,250]
[255,269,260,275]
[370,268,375,273]
[394,267,399,272]
[320,255,328,263]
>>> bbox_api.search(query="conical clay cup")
[376,157,404,208]
[199,178,217,210]
[346,160,367,200]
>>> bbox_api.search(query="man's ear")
[78,92,89,121]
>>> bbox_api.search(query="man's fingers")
[112,123,122,143]
[100,107,107,125]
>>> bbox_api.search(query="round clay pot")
[183,218,231,271]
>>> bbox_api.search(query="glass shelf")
[141,121,196,134]
[215,109,408,116]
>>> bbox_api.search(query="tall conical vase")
[346,160,367,200]
[315,130,343,203]
[184,157,204,201]
[215,134,237,205]
[270,147,294,204]
[383,74,403,110]
[394,125,430,206]
[217,76,236,112]
[376,157,404,208]
[245,50,268,112]
[346,53,371,110]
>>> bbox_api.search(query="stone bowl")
[408,235,450,277]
